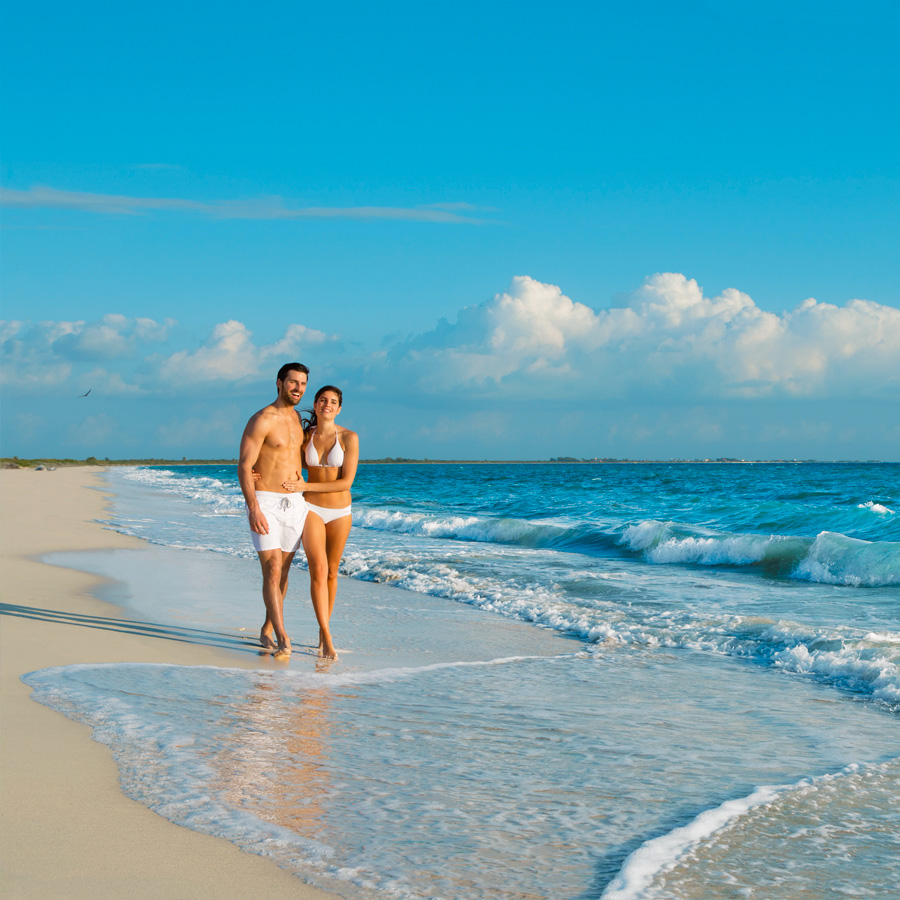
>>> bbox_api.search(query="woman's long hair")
[302,385,343,435]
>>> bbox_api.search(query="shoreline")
[0,467,339,900]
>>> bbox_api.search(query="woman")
[283,385,358,660]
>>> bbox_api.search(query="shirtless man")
[238,362,310,658]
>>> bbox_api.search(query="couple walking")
[238,362,358,660]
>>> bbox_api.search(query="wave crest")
[355,508,900,588]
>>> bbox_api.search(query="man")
[238,362,309,658]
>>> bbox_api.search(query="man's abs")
[253,455,301,493]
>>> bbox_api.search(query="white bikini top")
[305,427,344,468]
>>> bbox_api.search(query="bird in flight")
[79,389,92,397]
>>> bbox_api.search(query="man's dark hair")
[277,362,309,382]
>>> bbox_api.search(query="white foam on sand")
[599,762,884,900]
[600,786,780,900]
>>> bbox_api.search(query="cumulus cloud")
[154,321,260,384]
[391,276,612,386]
[263,323,330,359]
[5,276,896,405]
[153,320,329,385]
[2,314,173,361]
[1,314,335,395]
[0,185,490,224]
[3,274,898,460]
[385,273,900,401]
[1,315,173,390]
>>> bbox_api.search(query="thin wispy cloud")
[420,201,499,213]
[0,185,492,224]
[130,163,184,171]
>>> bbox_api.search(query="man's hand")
[247,505,269,535]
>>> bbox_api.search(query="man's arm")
[239,414,269,535]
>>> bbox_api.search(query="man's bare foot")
[260,629,277,651]
[274,637,292,660]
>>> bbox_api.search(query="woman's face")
[315,391,342,419]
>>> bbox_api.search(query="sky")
[2,0,898,461]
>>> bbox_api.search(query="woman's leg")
[302,511,338,659]
[321,515,352,648]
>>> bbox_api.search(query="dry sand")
[0,466,339,900]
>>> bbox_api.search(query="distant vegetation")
[3,456,883,468]
[2,456,238,468]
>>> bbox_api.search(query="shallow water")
[23,463,900,898]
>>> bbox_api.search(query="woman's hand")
[251,469,261,483]
[282,472,306,493]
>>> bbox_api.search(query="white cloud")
[152,321,334,387]
[385,273,900,401]
[3,275,898,460]
[392,275,614,386]
[262,323,329,358]
[1,315,333,394]
[5,276,897,406]
[134,317,172,341]
[155,320,259,383]
[1,315,174,390]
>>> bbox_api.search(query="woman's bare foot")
[318,633,338,660]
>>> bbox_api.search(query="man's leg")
[260,550,296,650]
[257,549,293,657]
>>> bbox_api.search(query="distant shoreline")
[3,456,893,468]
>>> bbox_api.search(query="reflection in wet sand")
[212,672,337,844]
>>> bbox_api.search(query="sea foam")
[341,547,900,709]
[600,760,900,900]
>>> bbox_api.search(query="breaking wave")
[355,508,900,588]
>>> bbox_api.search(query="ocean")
[24,462,900,899]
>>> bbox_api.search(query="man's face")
[277,370,308,407]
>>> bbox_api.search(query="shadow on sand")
[0,601,265,656]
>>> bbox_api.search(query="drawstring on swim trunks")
[279,497,292,510]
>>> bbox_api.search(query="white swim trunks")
[248,491,309,553]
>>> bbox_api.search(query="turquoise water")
[23,463,900,898]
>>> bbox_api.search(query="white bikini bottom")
[306,503,352,526]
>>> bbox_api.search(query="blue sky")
[2,0,898,460]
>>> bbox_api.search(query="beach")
[2,462,898,900]
[0,466,339,900]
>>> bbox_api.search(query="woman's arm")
[283,431,359,493]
